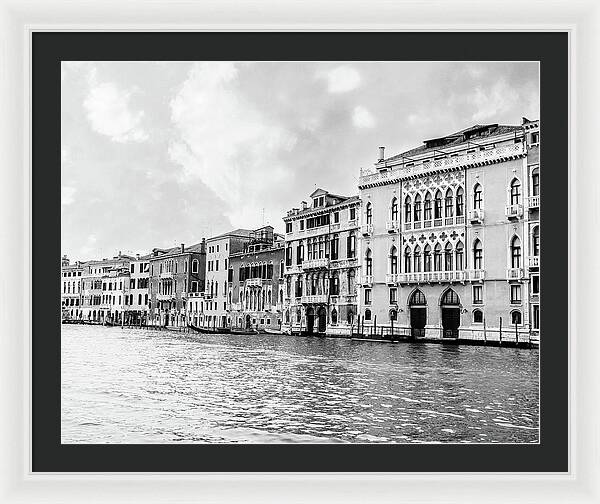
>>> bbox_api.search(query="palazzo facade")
[357,120,540,342]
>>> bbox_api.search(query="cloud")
[352,106,375,128]
[169,62,297,228]
[320,65,361,93]
[83,69,148,143]
[61,186,76,206]
[469,79,520,122]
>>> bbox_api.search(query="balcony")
[528,195,540,209]
[468,208,484,224]
[159,272,173,279]
[329,257,358,269]
[156,293,174,301]
[386,220,400,233]
[505,204,524,220]
[386,273,400,284]
[301,294,328,304]
[398,270,466,284]
[507,268,524,280]
[528,256,540,268]
[230,302,242,311]
[361,223,373,236]
[361,275,373,286]
[466,269,486,281]
[246,278,263,287]
[285,264,302,275]
[302,258,330,270]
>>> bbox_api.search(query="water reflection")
[61,325,539,444]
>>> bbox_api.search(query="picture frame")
[1,0,596,502]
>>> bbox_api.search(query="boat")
[188,324,231,334]
[230,328,259,335]
[263,328,285,335]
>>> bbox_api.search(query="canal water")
[61,325,539,444]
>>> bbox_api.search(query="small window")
[334,212,339,223]
[389,309,397,322]
[531,132,539,144]
[511,310,522,325]
[389,287,397,305]
[364,288,372,305]
[472,285,483,304]
[364,309,372,321]
[533,305,540,330]
[510,284,522,304]
[473,309,483,323]
[349,208,356,221]
[286,222,292,233]
[532,275,540,294]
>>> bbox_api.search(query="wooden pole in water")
[391,316,394,341]
[499,316,503,346]
[515,321,519,346]
[483,316,487,345]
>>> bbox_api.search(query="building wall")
[61,258,84,319]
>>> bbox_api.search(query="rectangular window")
[217,245,220,252]
[215,260,219,271]
[334,212,340,223]
[389,287,397,305]
[364,288,372,305]
[533,304,540,329]
[532,274,540,294]
[300,220,304,231]
[473,285,483,304]
[531,132,539,144]
[130,264,135,273]
[286,222,292,233]
[510,284,522,304]
[349,208,356,221]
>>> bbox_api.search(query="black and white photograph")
[60,60,541,445]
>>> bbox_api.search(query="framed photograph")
[1,1,597,503]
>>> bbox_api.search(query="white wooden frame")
[1,0,597,502]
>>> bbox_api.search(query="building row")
[62,118,540,341]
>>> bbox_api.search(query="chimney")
[378,146,385,162]
[180,243,185,253]
[136,253,140,260]
[301,201,307,210]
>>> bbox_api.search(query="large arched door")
[245,314,251,329]
[317,307,327,333]
[306,307,315,334]
[441,289,460,338]
[408,289,427,338]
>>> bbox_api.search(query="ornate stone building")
[357,120,540,342]
[61,255,85,320]
[282,189,360,336]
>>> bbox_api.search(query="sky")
[61,61,539,261]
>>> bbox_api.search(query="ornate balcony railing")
[468,208,484,224]
[528,195,540,209]
[361,223,373,236]
[466,269,486,281]
[246,278,263,287]
[159,272,173,279]
[330,257,358,269]
[505,204,524,219]
[302,258,330,270]
[386,273,400,284]
[359,142,526,187]
[398,270,467,283]
[285,265,302,275]
[507,268,524,280]
[386,220,400,233]
[361,275,373,285]
[528,256,540,268]
[301,294,328,304]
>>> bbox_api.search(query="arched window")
[391,197,398,222]
[441,289,460,305]
[413,245,422,272]
[455,186,464,216]
[138,294,141,305]
[455,241,464,270]
[267,290,272,305]
[532,226,540,256]
[144,294,148,305]
[347,310,354,325]
[389,309,398,321]
[445,188,454,218]
[364,309,372,321]
[366,202,373,224]
[473,239,483,270]
[510,178,521,205]
[423,244,432,272]
[434,190,443,219]
[365,249,373,276]
[511,236,522,268]
[404,196,412,223]
[390,246,398,274]
[348,269,355,294]
[215,281,219,297]
[413,194,422,222]
[434,243,442,271]
[424,192,432,221]
[331,309,338,325]
[279,289,283,303]
[409,289,426,305]
[473,183,483,210]
[192,259,199,273]
[473,309,483,323]
[531,167,540,196]
[404,246,412,273]
[444,242,453,271]
[511,310,522,325]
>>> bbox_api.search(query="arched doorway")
[441,289,460,338]
[245,314,251,329]
[408,289,427,338]
[317,306,327,333]
[306,306,315,334]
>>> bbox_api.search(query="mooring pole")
[499,316,503,346]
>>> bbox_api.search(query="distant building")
[148,241,206,327]
[228,226,285,331]
[357,119,540,341]
[203,229,254,329]
[282,189,361,336]
[61,255,84,320]
[124,253,152,325]
[80,252,134,323]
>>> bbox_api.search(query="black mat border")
[33,31,568,472]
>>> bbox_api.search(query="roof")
[383,123,522,164]
[284,194,360,219]
[149,241,205,258]
[206,228,253,242]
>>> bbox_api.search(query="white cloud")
[352,106,375,128]
[470,79,519,122]
[61,186,76,206]
[169,62,297,228]
[321,66,361,93]
[83,70,148,143]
